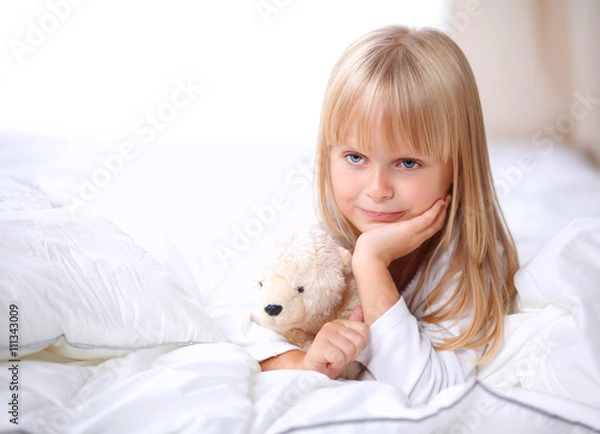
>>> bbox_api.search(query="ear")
[336,246,353,275]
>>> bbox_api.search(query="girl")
[257,25,520,405]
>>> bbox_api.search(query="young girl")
[255,25,519,405]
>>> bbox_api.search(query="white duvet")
[1,139,600,433]
[5,337,600,433]
[2,220,600,433]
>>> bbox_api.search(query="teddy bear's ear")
[336,246,353,275]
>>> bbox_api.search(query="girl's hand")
[302,306,368,379]
[354,195,451,267]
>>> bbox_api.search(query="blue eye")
[346,153,364,164]
[400,159,419,169]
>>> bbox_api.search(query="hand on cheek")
[354,194,451,266]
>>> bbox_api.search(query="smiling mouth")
[361,209,405,222]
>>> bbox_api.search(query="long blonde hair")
[315,25,519,363]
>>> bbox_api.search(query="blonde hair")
[315,25,519,364]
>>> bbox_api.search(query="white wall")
[0,0,446,147]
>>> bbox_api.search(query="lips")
[361,209,405,222]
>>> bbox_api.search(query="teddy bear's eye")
[297,286,305,293]
[258,281,263,288]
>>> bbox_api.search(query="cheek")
[403,177,449,214]
[330,162,354,203]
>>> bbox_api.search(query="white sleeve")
[356,296,479,405]
[241,321,301,362]
[224,313,301,362]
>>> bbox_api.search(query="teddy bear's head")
[252,225,354,337]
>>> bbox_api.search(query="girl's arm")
[260,349,306,371]
[355,290,480,405]
[351,255,399,325]
[351,196,479,404]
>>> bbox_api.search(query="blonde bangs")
[321,33,458,164]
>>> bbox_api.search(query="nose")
[366,169,394,202]
[264,304,283,316]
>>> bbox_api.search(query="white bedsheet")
[478,218,600,406]
[3,343,599,434]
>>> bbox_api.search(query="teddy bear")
[251,224,365,380]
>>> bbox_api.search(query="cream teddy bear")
[251,224,365,379]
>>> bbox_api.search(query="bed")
[1,134,600,433]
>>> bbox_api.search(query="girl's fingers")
[348,305,364,321]
[314,321,369,372]
[323,333,363,372]
[418,198,447,228]
[324,336,354,367]
[320,321,368,351]
[410,196,450,236]
[332,322,369,353]
[337,318,369,336]
[428,198,449,231]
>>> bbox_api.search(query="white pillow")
[0,175,226,360]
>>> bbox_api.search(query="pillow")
[0,174,226,360]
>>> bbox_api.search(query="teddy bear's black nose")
[264,304,283,316]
